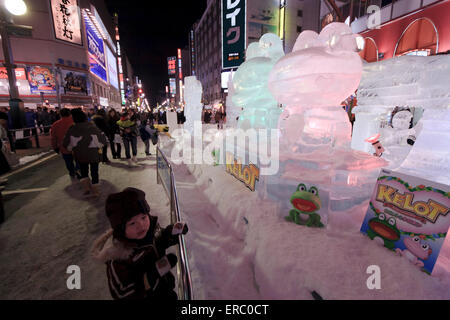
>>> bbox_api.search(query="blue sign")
[85,15,107,83]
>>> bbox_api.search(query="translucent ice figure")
[184,76,203,134]
[225,71,240,128]
[231,33,284,130]
[268,22,363,152]
[355,54,450,181]
[265,23,386,216]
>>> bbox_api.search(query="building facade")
[0,0,123,112]
[319,0,450,62]
[193,0,310,108]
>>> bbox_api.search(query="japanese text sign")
[222,0,246,69]
[51,0,82,45]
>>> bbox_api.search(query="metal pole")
[0,17,19,100]
[0,187,5,224]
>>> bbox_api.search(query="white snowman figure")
[381,110,416,146]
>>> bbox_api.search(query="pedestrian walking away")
[139,119,157,156]
[50,108,80,181]
[92,109,111,164]
[107,109,122,159]
[63,108,107,198]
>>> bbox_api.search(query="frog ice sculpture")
[183,76,203,134]
[231,33,284,130]
[266,23,387,212]
[268,23,364,152]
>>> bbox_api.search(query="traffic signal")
[138,88,143,95]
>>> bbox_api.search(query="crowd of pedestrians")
[49,107,159,198]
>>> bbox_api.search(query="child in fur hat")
[92,187,188,300]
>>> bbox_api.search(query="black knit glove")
[154,253,178,277]
[170,222,189,236]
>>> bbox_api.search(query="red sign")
[0,68,27,80]
[168,57,176,75]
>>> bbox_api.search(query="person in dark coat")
[63,108,107,197]
[92,109,110,163]
[0,124,10,175]
[107,109,122,159]
[91,187,188,300]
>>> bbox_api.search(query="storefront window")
[394,18,438,57]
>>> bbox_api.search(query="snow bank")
[172,159,450,299]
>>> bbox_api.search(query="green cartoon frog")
[286,184,324,228]
[367,213,400,250]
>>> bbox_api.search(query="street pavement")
[0,142,171,299]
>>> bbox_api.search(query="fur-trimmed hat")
[105,188,150,231]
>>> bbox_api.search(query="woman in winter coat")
[139,119,157,156]
[0,124,11,175]
[92,109,110,164]
[107,109,122,159]
[91,187,188,300]
[63,108,107,197]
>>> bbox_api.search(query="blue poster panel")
[84,15,107,83]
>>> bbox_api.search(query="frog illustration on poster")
[361,169,450,274]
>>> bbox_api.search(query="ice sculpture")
[268,23,363,151]
[231,33,284,130]
[355,54,450,182]
[266,23,386,213]
[183,76,203,134]
[381,110,416,147]
[225,71,241,128]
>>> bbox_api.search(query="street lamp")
[5,0,27,16]
[0,0,28,131]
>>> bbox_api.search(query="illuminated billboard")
[106,46,119,89]
[84,14,107,83]
[51,0,83,45]
[168,57,176,76]
[222,0,246,69]
[169,78,176,95]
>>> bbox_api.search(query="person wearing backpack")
[139,119,157,156]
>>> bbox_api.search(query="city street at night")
[0,0,450,313]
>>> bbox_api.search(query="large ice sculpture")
[268,23,363,151]
[355,54,450,180]
[266,23,386,213]
[231,33,284,130]
[184,76,203,134]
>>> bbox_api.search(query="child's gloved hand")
[155,253,178,277]
[171,222,188,236]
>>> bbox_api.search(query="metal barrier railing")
[6,125,53,151]
[156,146,193,300]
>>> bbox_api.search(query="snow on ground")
[161,139,450,300]
[1,136,449,300]
[0,142,171,300]
[18,151,53,166]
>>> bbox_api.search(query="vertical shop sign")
[222,0,246,69]
[50,0,82,45]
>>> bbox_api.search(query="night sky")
[105,0,207,106]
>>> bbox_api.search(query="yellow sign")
[225,152,260,192]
